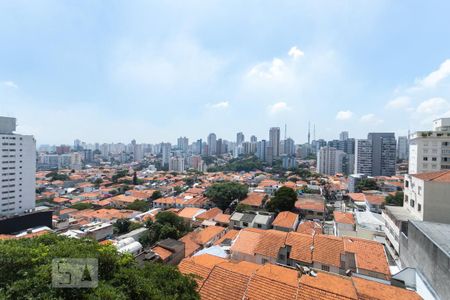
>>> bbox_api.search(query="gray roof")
[241,213,256,223]
[411,221,450,257]
[384,206,419,222]
[230,212,244,222]
[253,214,272,224]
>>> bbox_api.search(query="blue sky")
[1,1,450,145]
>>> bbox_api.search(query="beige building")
[383,170,450,258]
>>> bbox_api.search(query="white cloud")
[1,81,18,89]
[248,58,286,79]
[335,110,353,120]
[385,96,411,109]
[416,97,450,114]
[267,101,291,115]
[415,59,450,89]
[288,46,304,59]
[360,113,383,124]
[209,101,229,109]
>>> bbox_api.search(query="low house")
[230,211,274,230]
[296,221,322,236]
[295,196,325,220]
[333,211,356,237]
[109,194,139,208]
[364,193,385,214]
[177,207,207,226]
[272,211,299,232]
[213,213,231,227]
[147,238,185,265]
[240,192,268,209]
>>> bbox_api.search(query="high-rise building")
[168,156,185,173]
[339,131,349,141]
[177,137,189,152]
[250,135,257,143]
[368,133,396,176]
[216,138,223,155]
[317,146,344,175]
[207,133,217,155]
[269,127,280,157]
[0,117,36,217]
[256,140,267,161]
[161,143,171,166]
[397,136,409,161]
[354,139,373,175]
[283,138,296,156]
[73,139,82,151]
[236,132,244,145]
[409,118,450,174]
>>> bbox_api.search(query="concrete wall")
[423,181,450,223]
[400,223,450,300]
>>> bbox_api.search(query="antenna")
[284,124,287,140]
[308,121,311,144]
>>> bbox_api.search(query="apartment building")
[383,170,450,257]
[0,117,36,217]
[409,118,450,174]
[354,133,396,176]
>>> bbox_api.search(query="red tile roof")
[412,170,450,183]
[333,211,355,225]
[272,211,299,229]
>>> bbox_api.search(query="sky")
[1,1,450,146]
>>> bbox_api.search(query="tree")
[71,202,94,210]
[126,200,150,212]
[235,203,251,213]
[132,172,138,185]
[205,182,248,211]
[0,234,199,299]
[113,218,131,234]
[141,212,189,246]
[385,191,404,206]
[151,191,162,200]
[266,186,297,213]
[93,178,103,187]
[356,179,378,192]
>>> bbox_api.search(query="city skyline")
[1,1,450,145]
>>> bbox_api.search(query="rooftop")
[411,170,450,183]
[411,220,450,257]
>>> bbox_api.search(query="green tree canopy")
[205,182,248,211]
[126,200,150,212]
[266,186,297,213]
[140,212,189,246]
[0,234,198,299]
[385,191,404,206]
[151,190,162,200]
[356,179,379,192]
[71,202,94,210]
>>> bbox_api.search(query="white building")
[317,146,345,175]
[169,156,185,173]
[70,152,82,170]
[0,117,36,217]
[383,170,450,258]
[269,127,280,158]
[207,133,217,155]
[409,118,450,174]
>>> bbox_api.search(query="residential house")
[271,211,299,232]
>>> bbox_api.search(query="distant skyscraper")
[339,131,349,141]
[355,139,373,175]
[236,132,244,145]
[161,143,171,166]
[397,136,409,161]
[269,127,281,157]
[195,139,203,155]
[207,133,217,155]
[177,136,189,152]
[250,135,257,143]
[169,156,185,173]
[216,138,223,155]
[256,140,267,161]
[368,133,396,176]
[0,116,36,217]
[283,138,295,156]
[317,146,344,175]
[74,139,82,151]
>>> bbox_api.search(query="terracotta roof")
[412,170,450,183]
[230,228,264,256]
[214,229,239,246]
[312,235,344,268]
[364,194,385,205]
[178,207,205,219]
[213,213,231,224]
[178,254,225,286]
[352,276,422,300]
[152,246,172,261]
[299,271,358,299]
[272,211,299,229]
[196,207,222,221]
[347,193,366,202]
[240,192,266,207]
[295,198,325,212]
[285,232,313,263]
[297,221,322,235]
[343,237,390,279]
[192,226,225,245]
[179,232,201,257]
[245,266,299,300]
[333,211,355,225]
[254,230,288,259]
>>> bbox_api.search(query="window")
[432,157,437,161]
[278,254,286,260]
[261,259,268,264]
[418,204,422,212]
[423,157,428,161]
[243,222,249,227]
[418,186,422,195]
[410,199,415,208]
[405,180,409,187]
[321,265,330,272]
